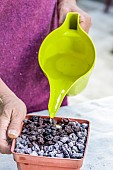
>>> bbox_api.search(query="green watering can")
[38,12,96,118]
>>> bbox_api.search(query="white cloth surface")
[0,96,113,170]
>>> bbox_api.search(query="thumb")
[59,12,66,26]
[58,7,69,26]
[0,114,11,154]
[8,112,26,139]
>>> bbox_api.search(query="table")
[0,96,113,170]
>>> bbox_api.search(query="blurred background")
[0,1,113,170]
[68,0,113,105]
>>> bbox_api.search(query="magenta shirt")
[0,0,67,113]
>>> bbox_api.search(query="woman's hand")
[58,0,92,33]
[0,79,26,154]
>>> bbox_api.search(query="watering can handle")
[61,12,80,31]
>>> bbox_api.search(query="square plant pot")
[11,114,90,170]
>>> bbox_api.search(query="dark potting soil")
[14,116,88,159]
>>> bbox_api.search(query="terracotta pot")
[11,114,90,170]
